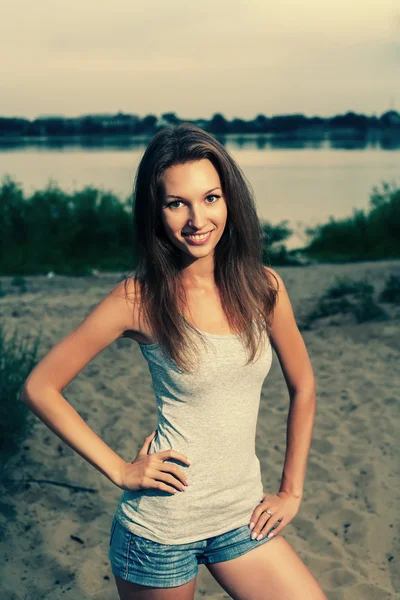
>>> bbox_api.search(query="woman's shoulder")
[111,276,156,344]
[263,265,284,291]
[110,276,141,304]
[107,276,142,336]
[118,275,141,302]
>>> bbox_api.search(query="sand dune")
[0,259,398,599]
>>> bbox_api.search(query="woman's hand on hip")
[118,430,191,494]
[249,491,302,540]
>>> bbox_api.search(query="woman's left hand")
[249,491,302,540]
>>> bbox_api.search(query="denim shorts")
[108,516,275,588]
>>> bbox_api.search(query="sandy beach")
[0,259,398,600]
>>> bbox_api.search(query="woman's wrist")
[278,488,303,499]
[107,457,128,489]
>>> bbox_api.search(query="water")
[1,138,399,249]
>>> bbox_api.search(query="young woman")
[22,123,328,600]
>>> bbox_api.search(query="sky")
[1,0,399,120]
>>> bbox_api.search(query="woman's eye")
[206,194,220,203]
[167,200,183,209]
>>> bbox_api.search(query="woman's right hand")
[118,430,191,493]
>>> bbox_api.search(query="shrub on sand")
[0,322,42,480]
[303,276,388,329]
[379,273,400,304]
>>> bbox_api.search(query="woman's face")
[160,159,228,258]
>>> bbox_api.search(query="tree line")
[0,110,399,137]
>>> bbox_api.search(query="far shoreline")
[0,130,400,150]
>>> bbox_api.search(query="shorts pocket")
[109,517,118,547]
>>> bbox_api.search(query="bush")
[0,322,42,480]
[379,273,400,304]
[304,276,388,327]
[11,276,27,293]
[0,174,133,275]
[261,220,306,266]
[303,180,400,261]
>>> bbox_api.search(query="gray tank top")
[115,323,273,544]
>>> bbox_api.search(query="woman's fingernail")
[256,533,264,541]
[249,522,255,530]
[268,532,274,538]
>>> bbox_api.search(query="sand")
[0,259,398,599]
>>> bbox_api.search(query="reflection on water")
[0,133,400,152]
[0,135,150,152]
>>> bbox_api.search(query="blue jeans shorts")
[108,516,274,589]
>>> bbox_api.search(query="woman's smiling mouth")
[182,230,214,245]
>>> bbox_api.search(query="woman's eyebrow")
[166,187,221,200]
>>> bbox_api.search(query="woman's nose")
[187,206,208,229]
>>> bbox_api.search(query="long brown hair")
[124,122,279,372]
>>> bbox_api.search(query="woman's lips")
[182,230,214,245]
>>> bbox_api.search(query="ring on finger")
[266,508,272,515]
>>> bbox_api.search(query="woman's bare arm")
[21,278,138,488]
[264,266,316,499]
